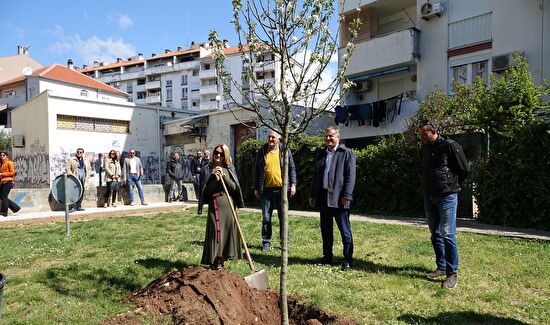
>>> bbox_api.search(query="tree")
[208,1,360,323]
[0,130,11,152]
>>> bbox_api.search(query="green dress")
[200,167,243,265]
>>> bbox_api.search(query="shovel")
[219,176,269,290]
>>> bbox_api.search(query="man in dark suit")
[309,127,356,271]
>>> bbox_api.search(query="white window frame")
[448,51,491,90]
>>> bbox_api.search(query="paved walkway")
[2,203,548,241]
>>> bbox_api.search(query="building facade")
[339,0,550,142]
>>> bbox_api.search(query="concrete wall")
[39,79,128,104]
[11,91,51,188]
[9,184,183,212]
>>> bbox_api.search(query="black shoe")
[77,208,85,211]
[168,198,173,203]
[68,208,76,213]
[315,258,333,266]
[0,213,7,217]
[341,262,352,272]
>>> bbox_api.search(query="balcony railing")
[174,61,200,71]
[339,27,419,77]
[135,98,146,105]
[199,69,217,79]
[200,84,219,95]
[200,100,219,111]
[145,95,161,104]
[134,84,146,92]
[145,80,161,90]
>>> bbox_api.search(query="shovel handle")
[219,176,256,272]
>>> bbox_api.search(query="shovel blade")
[244,269,268,290]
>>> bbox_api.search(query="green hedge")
[236,134,424,216]
[475,124,550,230]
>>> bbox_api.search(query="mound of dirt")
[118,266,357,325]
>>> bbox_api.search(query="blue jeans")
[424,193,459,275]
[127,174,145,203]
[261,187,289,245]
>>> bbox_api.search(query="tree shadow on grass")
[251,253,431,279]
[134,258,190,273]
[398,311,529,325]
[39,263,144,299]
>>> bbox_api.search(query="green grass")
[0,210,548,324]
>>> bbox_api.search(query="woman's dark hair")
[0,152,9,159]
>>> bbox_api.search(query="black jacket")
[310,144,356,209]
[253,143,297,194]
[191,157,206,174]
[421,134,470,196]
[166,158,184,180]
[198,164,244,212]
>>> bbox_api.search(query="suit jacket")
[66,156,92,189]
[309,144,356,209]
[122,157,144,180]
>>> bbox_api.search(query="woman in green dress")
[199,144,245,270]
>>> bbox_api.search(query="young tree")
[209,1,360,323]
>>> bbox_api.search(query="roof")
[77,48,200,73]
[0,64,127,96]
[204,45,251,58]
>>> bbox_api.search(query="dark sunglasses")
[77,151,84,154]
[214,151,225,157]
[109,152,115,155]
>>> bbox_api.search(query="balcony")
[135,98,146,105]
[145,80,161,90]
[254,61,276,71]
[174,61,200,71]
[199,69,217,79]
[340,0,378,14]
[200,84,219,95]
[145,95,161,104]
[145,65,173,75]
[134,84,146,92]
[200,100,219,111]
[119,70,146,81]
[340,28,419,77]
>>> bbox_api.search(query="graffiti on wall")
[120,151,160,184]
[50,147,101,187]
[14,140,50,188]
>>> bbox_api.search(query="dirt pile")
[121,266,357,325]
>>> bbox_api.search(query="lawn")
[0,209,548,324]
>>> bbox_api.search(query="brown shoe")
[441,274,458,289]
[426,269,446,280]
[141,202,148,206]
[103,203,108,208]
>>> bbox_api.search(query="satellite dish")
[167,62,173,67]
[22,67,33,76]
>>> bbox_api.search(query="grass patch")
[0,210,548,324]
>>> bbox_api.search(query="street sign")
[51,174,83,205]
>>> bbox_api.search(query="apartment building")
[339,0,550,142]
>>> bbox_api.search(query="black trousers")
[104,181,118,204]
[1,181,20,215]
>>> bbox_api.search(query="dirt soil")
[106,266,357,325]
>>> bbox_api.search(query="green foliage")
[0,130,11,152]
[237,134,423,216]
[409,53,550,229]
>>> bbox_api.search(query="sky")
[1,0,242,67]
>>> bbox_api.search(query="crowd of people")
[0,122,468,289]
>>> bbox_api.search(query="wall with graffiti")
[164,144,201,183]
[13,140,50,188]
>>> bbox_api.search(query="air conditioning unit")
[354,80,372,92]
[421,1,443,20]
[492,52,517,72]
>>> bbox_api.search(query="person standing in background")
[122,149,147,206]
[0,152,21,216]
[66,148,91,212]
[103,150,121,208]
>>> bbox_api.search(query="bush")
[236,134,424,216]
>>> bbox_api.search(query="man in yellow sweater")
[253,130,297,252]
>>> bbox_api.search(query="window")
[166,80,172,87]
[182,88,188,100]
[127,84,133,93]
[192,99,200,107]
[80,90,89,97]
[57,115,129,133]
[450,60,489,86]
[28,87,37,99]
[166,88,172,101]
[192,69,199,76]
[137,78,146,85]
[203,63,211,70]
[181,74,188,85]
[190,83,200,92]
[137,92,146,99]
[5,90,16,97]
[181,101,188,110]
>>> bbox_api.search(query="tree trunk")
[279,131,290,325]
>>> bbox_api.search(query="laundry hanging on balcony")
[334,94,403,128]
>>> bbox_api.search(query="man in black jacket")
[309,127,356,271]
[166,152,185,202]
[418,120,469,289]
[253,130,297,252]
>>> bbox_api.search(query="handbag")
[110,181,121,191]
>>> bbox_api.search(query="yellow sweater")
[264,148,282,188]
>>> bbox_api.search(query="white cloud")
[5,22,25,39]
[118,14,134,29]
[41,25,64,37]
[50,34,135,66]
